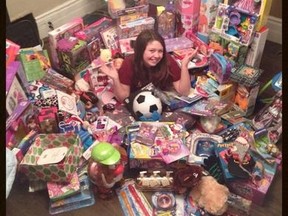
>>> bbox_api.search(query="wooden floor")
[6,40,282,216]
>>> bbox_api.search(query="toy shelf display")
[6,0,281,215]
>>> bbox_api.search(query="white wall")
[7,0,69,21]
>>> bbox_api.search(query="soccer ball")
[132,91,162,120]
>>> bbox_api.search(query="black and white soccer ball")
[132,91,162,120]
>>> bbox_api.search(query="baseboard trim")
[266,16,282,45]
[35,0,105,39]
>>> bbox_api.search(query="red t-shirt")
[118,54,181,92]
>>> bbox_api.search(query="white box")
[245,27,269,68]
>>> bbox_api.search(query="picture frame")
[100,26,119,50]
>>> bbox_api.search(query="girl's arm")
[99,63,130,102]
[173,47,199,96]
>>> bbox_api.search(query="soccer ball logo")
[132,91,162,120]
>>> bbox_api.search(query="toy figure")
[80,91,99,113]
[88,142,124,199]
[198,3,208,33]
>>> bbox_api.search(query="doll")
[88,142,124,199]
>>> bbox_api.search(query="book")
[47,172,81,202]
[49,174,95,215]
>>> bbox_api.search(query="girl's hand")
[99,62,119,80]
[181,47,199,68]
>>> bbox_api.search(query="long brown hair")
[132,29,173,91]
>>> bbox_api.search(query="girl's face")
[143,40,164,67]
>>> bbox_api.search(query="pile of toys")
[6,0,282,215]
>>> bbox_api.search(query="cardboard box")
[6,100,39,149]
[19,133,82,182]
[245,27,269,68]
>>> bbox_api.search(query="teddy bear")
[188,175,230,215]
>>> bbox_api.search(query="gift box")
[19,133,82,182]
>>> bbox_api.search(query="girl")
[100,29,198,102]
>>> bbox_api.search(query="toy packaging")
[212,3,258,46]
[224,0,273,31]
[209,52,233,84]
[164,36,194,53]
[245,26,269,67]
[6,39,20,67]
[48,17,84,70]
[176,0,201,34]
[6,62,29,115]
[39,68,74,93]
[117,17,155,39]
[117,4,149,25]
[197,0,224,42]
[74,17,113,45]
[208,31,249,66]
[18,49,51,82]
[57,37,90,75]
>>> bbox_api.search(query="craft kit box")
[19,133,82,183]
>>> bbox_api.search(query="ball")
[132,91,162,120]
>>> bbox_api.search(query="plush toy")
[100,48,112,63]
[189,175,230,215]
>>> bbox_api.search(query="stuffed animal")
[100,48,112,63]
[189,175,230,215]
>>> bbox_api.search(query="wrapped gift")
[19,133,82,182]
